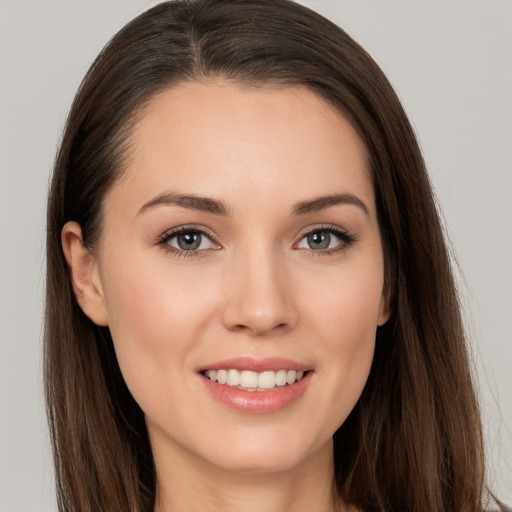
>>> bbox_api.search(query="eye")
[295,226,356,252]
[158,226,219,255]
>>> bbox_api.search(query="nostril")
[273,323,290,333]
[229,321,290,336]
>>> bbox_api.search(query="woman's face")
[89,82,389,474]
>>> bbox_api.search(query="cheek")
[99,255,221,396]
[103,252,218,337]
[304,262,384,422]
[310,258,384,346]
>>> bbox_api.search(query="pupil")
[308,231,330,250]
[177,232,201,250]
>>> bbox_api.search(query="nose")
[221,247,298,336]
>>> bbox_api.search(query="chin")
[212,451,298,475]
[197,427,331,475]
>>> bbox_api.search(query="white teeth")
[275,369,287,386]
[258,371,276,389]
[204,368,307,390]
[217,369,227,384]
[227,369,240,386]
[240,370,258,388]
[286,370,297,384]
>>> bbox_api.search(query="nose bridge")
[222,238,296,335]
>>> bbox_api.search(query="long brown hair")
[45,1,488,510]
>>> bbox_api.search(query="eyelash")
[294,224,358,257]
[157,224,220,258]
[156,223,357,258]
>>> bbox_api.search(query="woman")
[45,1,502,511]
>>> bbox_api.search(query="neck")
[152,437,343,512]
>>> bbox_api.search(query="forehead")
[110,81,374,215]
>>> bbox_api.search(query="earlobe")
[61,221,109,326]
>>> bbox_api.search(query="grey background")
[0,1,510,510]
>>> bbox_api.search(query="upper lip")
[198,357,312,373]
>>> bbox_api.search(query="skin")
[63,81,389,512]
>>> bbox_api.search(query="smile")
[203,369,306,391]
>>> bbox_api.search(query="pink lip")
[198,357,311,373]
[200,370,313,414]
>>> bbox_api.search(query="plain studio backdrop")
[0,1,510,510]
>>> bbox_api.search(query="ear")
[377,290,392,327]
[61,221,109,326]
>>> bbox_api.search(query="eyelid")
[293,223,358,251]
[157,224,218,242]
[157,224,221,254]
[294,223,353,241]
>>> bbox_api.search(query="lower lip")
[201,371,313,413]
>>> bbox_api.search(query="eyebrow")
[138,192,230,216]
[292,193,369,216]
[137,191,369,217]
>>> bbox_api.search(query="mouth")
[199,359,313,413]
[201,368,308,392]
